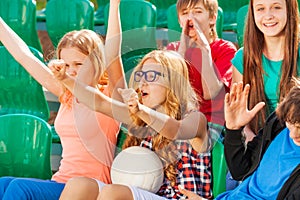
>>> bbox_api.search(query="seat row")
[37,0,250,31]
[0,0,243,127]
[0,1,228,194]
[0,0,249,127]
[37,0,178,28]
[0,0,251,57]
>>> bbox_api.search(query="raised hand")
[225,82,265,130]
[189,15,210,51]
[49,59,67,81]
[118,88,140,114]
[178,14,210,55]
[178,18,190,57]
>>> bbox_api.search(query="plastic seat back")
[0,46,50,122]
[123,54,145,84]
[211,140,227,197]
[150,0,177,28]
[218,0,249,31]
[216,7,224,39]
[104,0,157,60]
[167,4,224,42]
[236,5,249,48]
[0,114,52,179]
[166,4,180,42]
[45,0,95,47]
[94,0,110,25]
[36,0,52,22]
[0,0,43,53]
[115,125,129,156]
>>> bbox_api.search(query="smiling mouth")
[263,22,278,27]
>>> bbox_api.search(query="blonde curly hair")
[123,50,199,186]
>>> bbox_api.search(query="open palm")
[225,82,265,130]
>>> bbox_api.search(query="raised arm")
[224,82,265,130]
[135,103,207,140]
[118,88,208,141]
[224,82,266,180]
[231,66,256,140]
[178,16,223,100]
[52,65,207,141]
[104,0,126,100]
[0,17,64,97]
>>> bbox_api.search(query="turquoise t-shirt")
[232,48,300,113]
[216,128,300,199]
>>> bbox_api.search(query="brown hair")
[243,0,299,132]
[276,78,300,124]
[176,0,219,38]
[123,50,199,187]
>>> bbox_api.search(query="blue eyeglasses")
[134,70,164,82]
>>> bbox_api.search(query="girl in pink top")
[0,0,125,198]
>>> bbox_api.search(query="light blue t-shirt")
[216,128,300,199]
[232,48,300,114]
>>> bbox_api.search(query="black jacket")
[224,112,300,200]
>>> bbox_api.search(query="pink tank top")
[52,87,120,184]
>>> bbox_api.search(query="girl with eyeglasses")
[54,49,212,199]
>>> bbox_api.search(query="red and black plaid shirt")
[141,137,212,199]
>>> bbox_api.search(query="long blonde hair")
[123,50,199,186]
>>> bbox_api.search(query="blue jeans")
[0,177,65,200]
[226,172,241,191]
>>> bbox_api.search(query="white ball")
[111,146,164,193]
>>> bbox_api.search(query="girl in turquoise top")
[232,0,299,136]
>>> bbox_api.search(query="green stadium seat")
[150,0,177,28]
[104,0,157,60]
[36,8,46,22]
[218,0,249,32]
[167,4,224,42]
[0,46,50,122]
[211,139,227,198]
[166,4,180,42]
[217,7,224,39]
[36,0,52,22]
[0,0,43,53]
[0,113,52,179]
[94,0,109,25]
[51,126,61,144]
[236,5,248,48]
[114,125,129,156]
[123,54,144,84]
[45,0,95,47]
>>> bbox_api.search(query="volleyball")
[111,146,164,193]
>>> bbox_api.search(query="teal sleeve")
[231,47,244,74]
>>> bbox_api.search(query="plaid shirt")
[141,137,212,199]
